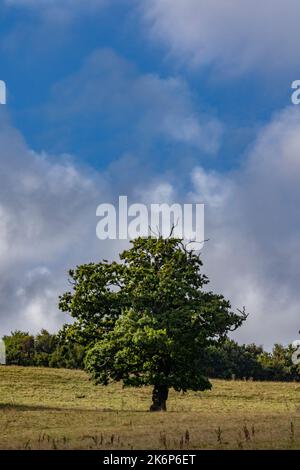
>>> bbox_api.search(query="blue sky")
[0,0,300,348]
[1,0,293,171]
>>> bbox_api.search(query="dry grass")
[0,366,299,449]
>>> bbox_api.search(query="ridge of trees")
[2,329,299,382]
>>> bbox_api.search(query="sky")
[0,0,299,349]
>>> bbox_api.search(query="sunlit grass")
[0,366,299,449]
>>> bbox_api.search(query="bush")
[3,331,35,366]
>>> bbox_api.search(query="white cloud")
[47,48,222,154]
[190,106,300,348]
[141,0,300,75]
[115,105,300,349]
[0,110,119,336]
[135,182,174,205]
[133,105,300,348]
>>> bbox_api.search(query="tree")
[59,236,247,411]
[258,344,300,381]
[204,340,264,380]
[3,331,35,366]
[34,329,57,366]
[49,325,86,369]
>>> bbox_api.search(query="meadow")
[0,366,299,450]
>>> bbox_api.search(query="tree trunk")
[150,384,169,411]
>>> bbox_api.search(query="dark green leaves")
[60,236,247,395]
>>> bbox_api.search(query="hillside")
[0,366,299,449]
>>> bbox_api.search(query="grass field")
[0,366,299,450]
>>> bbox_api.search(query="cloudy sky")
[0,0,299,348]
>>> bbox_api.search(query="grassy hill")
[0,366,299,449]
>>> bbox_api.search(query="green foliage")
[49,341,85,370]
[204,340,300,381]
[34,329,58,366]
[3,328,85,369]
[60,236,247,408]
[59,262,123,346]
[204,340,264,380]
[3,331,35,366]
[2,329,299,383]
[257,344,300,381]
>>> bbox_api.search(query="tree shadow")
[0,403,152,412]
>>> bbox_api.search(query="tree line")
[2,329,299,382]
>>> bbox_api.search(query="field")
[0,366,299,450]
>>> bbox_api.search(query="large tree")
[59,237,247,411]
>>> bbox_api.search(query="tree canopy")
[59,236,247,410]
